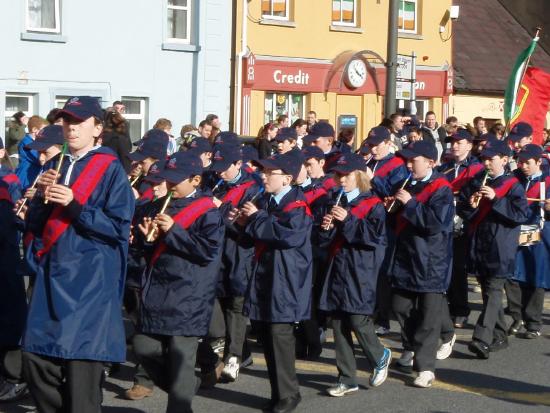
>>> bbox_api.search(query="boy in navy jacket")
[21,96,134,413]
[390,141,454,388]
[134,151,224,413]
[318,153,391,397]
[457,138,528,359]
[237,151,313,413]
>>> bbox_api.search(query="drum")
[518,224,542,246]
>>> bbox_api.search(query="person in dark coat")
[390,140,454,388]
[20,96,134,413]
[134,151,224,413]
[505,144,550,339]
[0,141,28,402]
[237,151,313,413]
[210,144,261,382]
[456,138,529,359]
[359,126,409,335]
[102,110,133,173]
[256,123,279,159]
[318,152,391,397]
[310,122,342,173]
[435,128,484,359]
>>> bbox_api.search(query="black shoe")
[453,316,467,329]
[468,340,490,359]
[523,330,541,339]
[489,336,509,352]
[507,320,524,336]
[262,399,277,412]
[273,393,301,413]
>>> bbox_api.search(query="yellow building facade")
[233,0,454,142]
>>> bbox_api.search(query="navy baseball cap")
[157,151,203,184]
[310,122,335,138]
[56,96,103,121]
[275,127,297,142]
[257,151,303,180]
[302,145,325,160]
[450,128,473,142]
[508,122,533,142]
[480,138,511,158]
[143,160,167,184]
[475,132,496,143]
[399,140,438,161]
[330,153,366,174]
[302,135,317,146]
[214,131,240,147]
[187,137,212,155]
[128,129,169,161]
[242,145,259,163]
[210,144,242,172]
[26,125,64,151]
[365,126,391,145]
[517,144,544,161]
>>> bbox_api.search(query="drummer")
[505,144,550,339]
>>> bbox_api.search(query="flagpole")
[506,27,542,133]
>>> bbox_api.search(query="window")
[398,99,429,120]
[262,0,289,20]
[264,93,305,125]
[398,0,417,33]
[4,93,35,134]
[55,95,72,109]
[332,0,356,26]
[167,0,191,43]
[121,97,148,142]
[26,0,60,33]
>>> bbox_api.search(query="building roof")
[453,0,550,94]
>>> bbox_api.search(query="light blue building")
[1,0,232,142]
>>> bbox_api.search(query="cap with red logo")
[210,144,242,172]
[156,151,203,184]
[56,96,104,121]
[328,152,366,174]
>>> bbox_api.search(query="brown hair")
[27,115,47,132]
[104,111,127,135]
[154,118,172,131]
[338,128,355,144]
[257,122,278,140]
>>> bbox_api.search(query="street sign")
[396,53,415,100]
[396,54,414,80]
[396,81,413,100]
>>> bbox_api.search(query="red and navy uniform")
[367,154,409,199]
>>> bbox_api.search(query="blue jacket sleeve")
[339,202,387,248]
[401,185,455,234]
[163,208,224,265]
[66,163,135,245]
[490,182,529,225]
[245,208,312,249]
[371,165,409,198]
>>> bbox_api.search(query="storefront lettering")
[273,69,310,85]
[414,81,425,90]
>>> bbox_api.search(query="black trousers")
[133,333,198,413]
[447,234,470,318]
[392,290,443,372]
[220,296,248,361]
[375,267,393,329]
[331,313,385,386]
[473,276,507,345]
[505,280,545,332]
[0,346,23,383]
[439,295,456,343]
[22,352,104,413]
[257,322,299,401]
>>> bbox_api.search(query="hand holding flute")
[386,172,412,213]
[322,188,345,230]
[228,188,265,224]
[44,143,67,204]
[470,172,490,208]
[141,192,173,242]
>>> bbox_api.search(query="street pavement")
[3,281,550,413]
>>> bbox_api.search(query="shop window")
[121,97,148,142]
[261,0,289,21]
[264,93,306,125]
[26,0,60,33]
[167,0,191,43]
[332,0,356,26]
[398,0,417,34]
[5,93,35,134]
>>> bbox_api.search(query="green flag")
[504,36,539,124]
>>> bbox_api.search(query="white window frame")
[262,0,290,21]
[26,0,61,33]
[331,0,357,27]
[166,0,191,44]
[5,93,35,119]
[398,0,418,34]
[55,95,72,109]
[264,92,306,125]
[121,97,148,141]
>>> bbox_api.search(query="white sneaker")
[221,356,240,382]
[436,334,456,360]
[396,350,414,367]
[413,371,435,388]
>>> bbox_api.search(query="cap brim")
[143,174,166,184]
[127,151,148,162]
[329,165,354,174]
[398,148,419,159]
[507,134,523,142]
[26,141,58,151]
[479,149,500,158]
[365,137,385,146]
[156,170,192,184]
[55,109,88,122]
[210,159,233,173]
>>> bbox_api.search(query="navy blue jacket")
[368,154,409,199]
[244,186,313,322]
[23,147,134,362]
[0,169,27,347]
[390,171,455,292]
[214,169,261,297]
[318,192,387,315]
[139,192,224,337]
[437,155,484,194]
[457,173,529,278]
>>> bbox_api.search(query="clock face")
[346,59,367,89]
